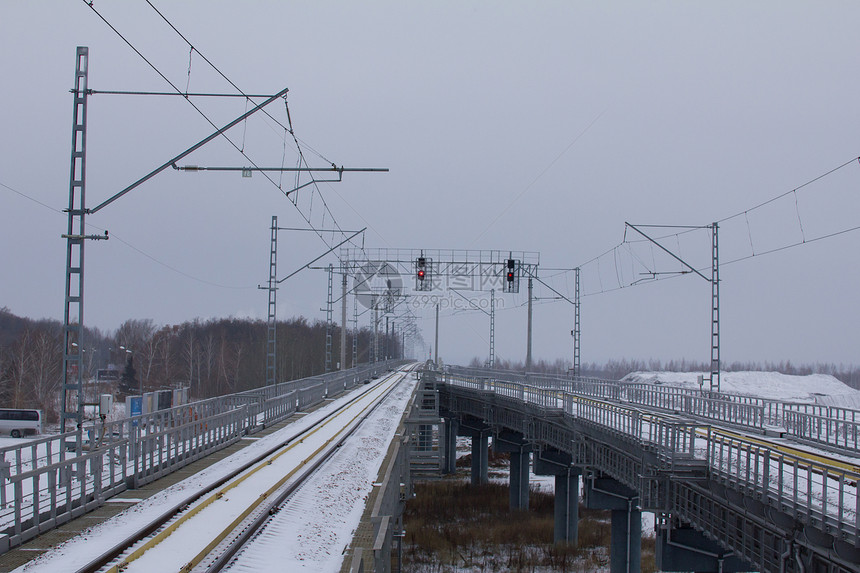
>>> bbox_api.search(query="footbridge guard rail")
[439,366,860,573]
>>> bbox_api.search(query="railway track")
[72,366,414,573]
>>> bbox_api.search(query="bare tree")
[6,328,32,408]
[29,329,61,419]
[181,326,196,395]
[153,325,178,388]
[115,319,156,391]
[202,332,217,396]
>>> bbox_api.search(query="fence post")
[761,449,770,502]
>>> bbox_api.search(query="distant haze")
[2,2,859,368]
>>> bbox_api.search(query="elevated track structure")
[434,366,860,573]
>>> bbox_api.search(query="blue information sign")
[129,396,142,426]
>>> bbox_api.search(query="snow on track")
[12,371,414,573]
[224,372,417,572]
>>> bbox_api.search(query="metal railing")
[440,370,860,548]
[783,405,860,452]
[446,366,860,454]
[0,359,406,553]
[708,429,859,542]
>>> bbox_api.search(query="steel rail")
[107,370,407,573]
[72,367,412,573]
[202,366,413,572]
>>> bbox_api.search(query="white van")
[0,409,42,438]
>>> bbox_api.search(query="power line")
[106,230,258,290]
[572,155,860,298]
[143,0,334,166]
[141,0,361,257]
[83,1,295,221]
[580,221,860,298]
[1,181,62,213]
[86,0,382,295]
[1,179,256,290]
[721,224,860,266]
[143,2,386,277]
[718,156,860,224]
[470,108,607,246]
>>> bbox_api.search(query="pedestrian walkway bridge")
[429,366,860,573]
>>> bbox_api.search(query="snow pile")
[622,371,860,404]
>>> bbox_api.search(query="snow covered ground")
[623,370,860,406]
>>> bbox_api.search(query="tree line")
[0,307,402,423]
[5,303,857,424]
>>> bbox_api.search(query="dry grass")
[402,478,657,573]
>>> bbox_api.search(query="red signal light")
[417,269,425,280]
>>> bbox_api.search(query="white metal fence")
[442,369,860,549]
[0,360,405,553]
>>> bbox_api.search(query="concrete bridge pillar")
[509,447,530,510]
[534,449,581,545]
[470,430,489,485]
[494,430,531,510]
[443,417,458,475]
[456,417,491,485]
[584,476,641,573]
[656,525,753,572]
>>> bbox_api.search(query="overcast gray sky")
[2,1,859,368]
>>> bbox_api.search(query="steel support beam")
[710,222,720,392]
[584,477,641,573]
[573,267,581,377]
[434,303,439,366]
[470,431,489,486]
[262,216,278,386]
[352,294,358,367]
[534,449,581,546]
[656,526,752,573]
[341,267,347,370]
[494,431,531,510]
[443,417,459,475]
[61,46,90,438]
[325,263,333,372]
[489,288,495,368]
[526,278,533,371]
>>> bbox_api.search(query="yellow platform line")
[107,372,402,573]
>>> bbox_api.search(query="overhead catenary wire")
[571,160,860,283]
[1,179,256,290]
[184,45,193,95]
[143,0,348,224]
[570,155,860,298]
[82,1,284,196]
[576,221,860,299]
[87,1,360,256]
[384,160,860,338]
[87,0,375,275]
[86,90,281,98]
[717,156,859,224]
[143,0,334,167]
[1,181,63,214]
